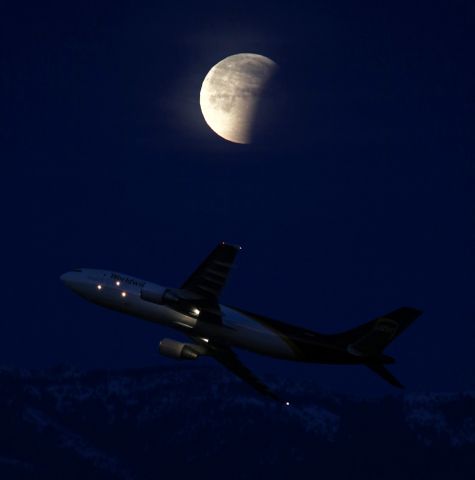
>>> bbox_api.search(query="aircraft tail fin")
[340,307,422,389]
[344,307,422,358]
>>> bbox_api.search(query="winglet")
[221,241,242,250]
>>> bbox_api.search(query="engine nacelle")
[159,338,202,360]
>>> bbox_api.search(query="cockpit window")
[72,268,83,272]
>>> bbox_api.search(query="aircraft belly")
[219,307,296,359]
[125,297,195,329]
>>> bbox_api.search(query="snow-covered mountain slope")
[0,365,473,479]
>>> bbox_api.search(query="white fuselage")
[60,268,296,359]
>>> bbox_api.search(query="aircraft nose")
[60,271,76,288]
[59,272,70,284]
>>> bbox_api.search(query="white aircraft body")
[61,243,421,402]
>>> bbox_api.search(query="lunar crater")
[200,53,278,144]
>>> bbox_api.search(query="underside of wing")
[181,243,241,300]
[366,363,404,389]
[210,346,283,402]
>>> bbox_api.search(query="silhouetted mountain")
[0,365,473,479]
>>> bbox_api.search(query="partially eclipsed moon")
[200,53,278,144]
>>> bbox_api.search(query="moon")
[199,53,278,144]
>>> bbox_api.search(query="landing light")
[97,284,102,290]
[285,401,290,407]
[121,291,127,298]
[115,281,121,286]
[191,307,200,317]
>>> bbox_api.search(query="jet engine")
[159,338,203,360]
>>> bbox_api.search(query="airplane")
[60,242,422,404]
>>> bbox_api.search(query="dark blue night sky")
[1,0,474,395]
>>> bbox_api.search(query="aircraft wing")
[366,363,404,389]
[181,243,241,300]
[210,346,283,402]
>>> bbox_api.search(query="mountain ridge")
[1,365,473,479]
